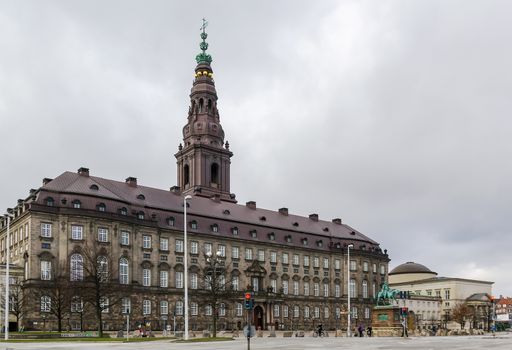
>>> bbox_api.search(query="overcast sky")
[1,1,511,295]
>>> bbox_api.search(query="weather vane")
[200,18,208,33]
[196,18,212,64]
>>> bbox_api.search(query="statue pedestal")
[371,306,403,337]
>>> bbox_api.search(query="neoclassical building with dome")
[0,28,390,333]
[389,261,494,330]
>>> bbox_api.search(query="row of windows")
[44,197,148,220]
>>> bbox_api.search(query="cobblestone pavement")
[2,333,512,350]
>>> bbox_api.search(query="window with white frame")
[41,260,51,280]
[219,275,226,290]
[205,304,212,316]
[175,239,183,253]
[335,259,341,270]
[41,296,51,312]
[362,280,368,298]
[304,255,310,267]
[283,305,289,318]
[122,297,131,314]
[292,254,299,265]
[314,307,320,318]
[204,243,212,255]
[159,238,169,251]
[41,223,52,238]
[143,299,151,315]
[191,273,198,289]
[160,300,168,315]
[176,301,184,315]
[274,304,280,317]
[444,289,450,300]
[335,284,341,297]
[236,303,243,316]
[191,241,198,254]
[282,280,288,295]
[335,307,341,319]
[282,252,289,264]
[258,249,265,262]
[70,254,84,281]
[143,269,151,286]
[119,258,129,284]
[270,279,277,293]
[71,225,83,240]
[219,303,226,316]
[363,261,369,272]
[293,305,299,318]
[372,282,376,297]
[121,231,130,245]
[232,276,239,291]
[304,306,310,318]
[304,283,310,296]
[373,263,377,273]
[100,297,109,313]
[143,235,151,249]
[351,306,358,319]
[218,244,226,257]
[324,307,329,319]
[160,270,168,288]
[380,265,385,275]
[71,296,83,313]
[350,279,356,297]
[323,283,329,297]
[245,248,253,260]
[314,283,319,296]
[293,281,299,295]
[313,257,319,268]
[323,258,329,269]
[252,277,259,292]
[97,228,108,242]
[176,271,183,288]
[364,307,370,319]
[350,260,357,271]
[270,251,277,263]
[232,246,239,259]
[191,302,198,316]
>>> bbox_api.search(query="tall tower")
[175,21,236,202]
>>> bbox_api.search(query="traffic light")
[244,292,252,310]
[401,307,408,316]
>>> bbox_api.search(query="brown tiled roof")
[36,171,380,248]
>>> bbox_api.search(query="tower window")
[211,163,219,184]
[207,99,212,112]
[199,98,204,113]
[184,164,190,185]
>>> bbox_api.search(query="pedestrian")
[358,324,364,337]
[366,326,372,337]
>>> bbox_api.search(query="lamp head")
[205,251,212,258]
[216,251,222,257]
[184,195,192,200]
[348,244,354,249]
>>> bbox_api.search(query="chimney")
[332,218,342,225]
[246,201,256,210]
[309,213,318,221]
[278,207,289,216]
[42,178,53,185]
[29,189,37,195]
[210,194,221,203]
[77,167,89,176]
[170,186,181,194]
[125,177,137,187]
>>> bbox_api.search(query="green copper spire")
[195,18,212,64]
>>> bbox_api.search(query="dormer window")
[167,217,175,226]
[268,232,275,241]
[292,222,299,227]
[97,203,106,212]
[317,240,323,248]
[231,227,239,236]
[190,220,198,230]
[72,200,81,209]
[120,207,128,216]
[285,235,292,243]
[90,184,99,191]
[223,209,230,215]
[323,227,329,232]
[137,211,145,220]
[302,238,308,246]
[350,231,356,236]
[137,194,145,200]
[45,197,54,207]
[211,224,219,233]
[250,230,257,238]
[259,216,266,221]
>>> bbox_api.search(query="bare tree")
[2,283,29,330]
[451,302,474,329]
[193,251,239,338]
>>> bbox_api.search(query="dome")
[389,262,437,276]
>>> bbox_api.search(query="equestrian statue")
[376,282,401,305]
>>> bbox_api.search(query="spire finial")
[196,18,212,64]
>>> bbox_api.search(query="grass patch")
[1,337,175,343]
[175,336,234,343]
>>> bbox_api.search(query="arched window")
[97,203,106,212]
[184,164,190,185]
[207,99,212,112]
[362,280,368,298]
[199,98,204,113]
[97,256,108,281]
[350,279,357,298]
[70,254,84,281]
[120,207,128,216]
[72,200,81,209]
[119,258,129,284]
[211,163,219,184]
[137,211,145,220]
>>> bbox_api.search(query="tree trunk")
[97,308,103,337]
[213,315,217,338]
[58,317,62,332]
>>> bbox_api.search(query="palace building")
[0,28,390,333]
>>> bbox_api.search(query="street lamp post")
[347,243,354,337]
[4,213,13,340]
[183,195,192,340]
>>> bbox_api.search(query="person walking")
[358,324,364,337]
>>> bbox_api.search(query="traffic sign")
[243,325,256,338]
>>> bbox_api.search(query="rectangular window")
[121,231,130,245]
[294,306,299,318]
[232,276,239,291]
[205,304,212,316]
[304,256,310,267]
[373,263,377,273]
[314,307,320,319]
[191,302,198,316]
[41,260,51,280]
[98,228,108,242]
[159,238,168,251]
[364,307,370,319]
[237,303,243,316]
[175,239,184,253]
[143,235,152,249]
[351,306,358,319]
[190,273,198,289]
[100,297,109,313]
[282,280,288,295]
[204,243,212,255]
[176,301,184,315]
[324,307,329,319]
[363,261,369,272]
[282,253,289,264]
[350,279,356,298]
[218,244,226,257]
[335,259,341,270]
[41,223,52,238]
[245,248,253,260]
[258,249,265,262]
[313,257,319,268]
[71,225,83,240]
[292,254,299,265]
[232,246,239,259]
[380,265,386,275]
[190,241,198,254]
[323,257,329,269]
[252,277,259,292]
[41,296,51,312]
[314,283,319,296]
[350,260,357,271]
[304,283,309,296]
[444,289,450,300]
[270,251,277,263]
[283,305,288,318]
[160,270,168,288]
[143,300,151,315]
[335,284,341,297]
[270,279,277,293]
[274,305,280,317]
[142,269,151,286]
[160,300,168,315]
[323,283,329,297]
[293,281,299,295]
[176,271,183,288]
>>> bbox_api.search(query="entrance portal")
[253,305,264,330]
